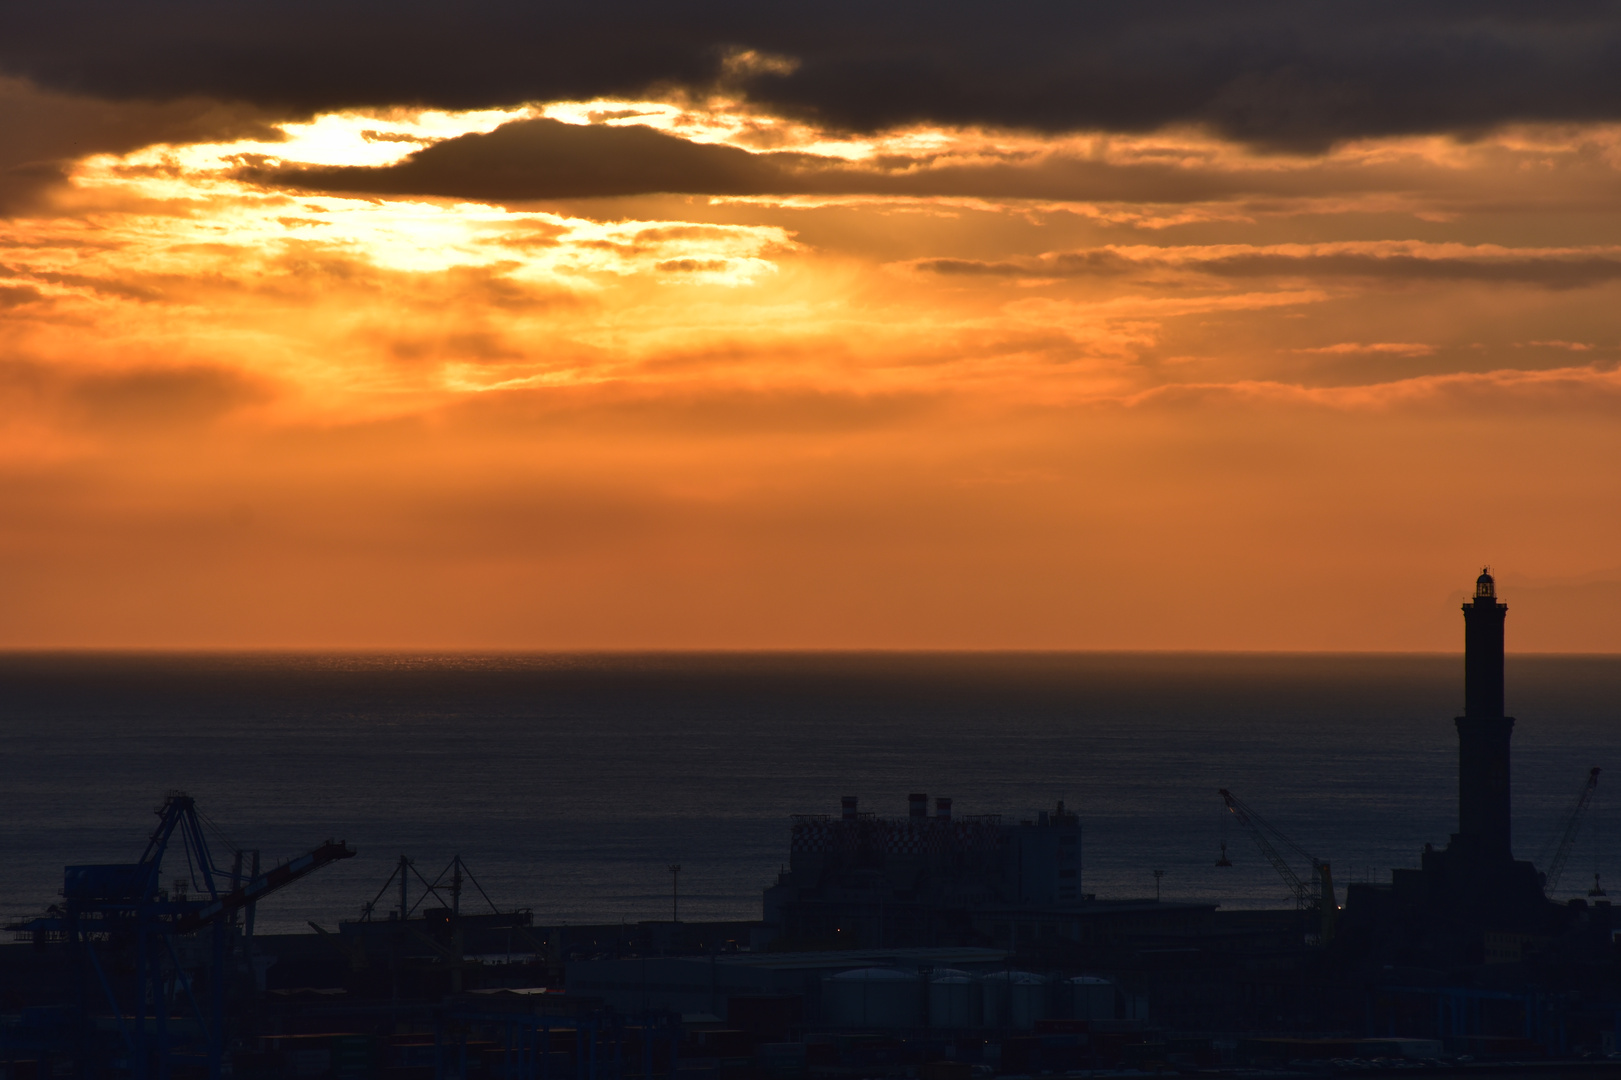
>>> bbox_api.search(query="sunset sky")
[3,3,1621,650]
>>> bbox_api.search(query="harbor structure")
[1456,567,1518,863]
[1340,568,1562,964]
[5,568,1621,1072]
[761,794,1086,951]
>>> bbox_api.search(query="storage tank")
[927,970,980,1029]
[981,971,1048,1030]
[823,967,923,1029]
[1066,975,1115,1020]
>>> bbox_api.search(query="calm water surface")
[1,652,1618,934]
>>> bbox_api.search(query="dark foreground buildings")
[3,569,1621,1076]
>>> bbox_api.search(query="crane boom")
[1219,789,1310,903]
[3,794,355,1080]
[1218,788,1338,943]
[8,797,354,940]
[178,840,355,932]
[1543,767,1600,896]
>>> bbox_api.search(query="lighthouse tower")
[1426,566,1546,935]
[1454,568,1514,863]
[1399,569,1551,952]
[1330,568,1560,964]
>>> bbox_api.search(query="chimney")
[935,797,952,820]
[841,796,858,822]
[909,793,928,819]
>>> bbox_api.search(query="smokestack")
[935,797,952,820]
[909,793,928,819]
[841,796,857,822]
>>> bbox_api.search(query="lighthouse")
[1324,568,1560,964]
[1455,568,1515,863]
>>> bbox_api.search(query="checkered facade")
[790,815,1004,858]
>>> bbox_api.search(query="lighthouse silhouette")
[1455,568,1514,863]
[1422,566,1548,942]
[1331,568,1561,965]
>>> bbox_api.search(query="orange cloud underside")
[3,99,1621,649]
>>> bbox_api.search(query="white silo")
[928,971,981,1029]
[981,970,1048,1030]
[1066,975,1115,1020]
[823,967,924,1029]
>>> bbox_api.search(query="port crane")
[7,793,354,1080]
[316,853,546,991]
[1218,788,1338,944]
[1540,767,1600,897]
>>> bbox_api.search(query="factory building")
[761,793,1084,949]
[758,793,1217,969]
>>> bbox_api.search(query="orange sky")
[3,78,1620,650]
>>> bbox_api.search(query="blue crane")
[8,793,354,1080]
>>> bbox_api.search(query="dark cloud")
[257,118,795,200]
[1198,252,1621,288]
[445,383,938,440]
[1,263,168,303]
[6,3,1621,149]
[0,283,46,308]
[68,365,269,429]
[256,116,1407,203]
[912,249,1621,288]
[0,76,278,215]
[917,253,1138,277]
[0,358,270,431]
[386,329,523,365]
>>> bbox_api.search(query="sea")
[1,652,1618,936]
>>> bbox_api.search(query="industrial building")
[762,794,1081,947]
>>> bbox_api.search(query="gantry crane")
[1218,788,1338,944]
[315,853,533,991]
[7,793,354,1080]
[1541,767,1600,897]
